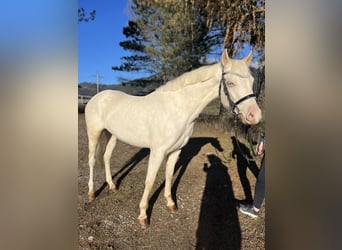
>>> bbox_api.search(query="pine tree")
[111,20,151,73]
[113,0,212,83]
[113,0,265,91]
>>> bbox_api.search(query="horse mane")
[156,63,220,92]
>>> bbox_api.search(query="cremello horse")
[85,49,262,228]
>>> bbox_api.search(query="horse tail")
[95,129,112,168]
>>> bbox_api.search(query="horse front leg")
[138,149,165,229]
[164,150,181,212]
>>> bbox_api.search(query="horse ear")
[243,49,254,66]
[221,49,230,66]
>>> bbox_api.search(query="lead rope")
[247,126,259,157]
[233,115,257,164]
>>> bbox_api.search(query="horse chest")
[167,123,194,153]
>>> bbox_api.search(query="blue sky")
[78,0,149,85]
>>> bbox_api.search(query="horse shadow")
[94,148,150,198]
[196,154,241,249]
[231,136,259,204]
[93,137,224,223]
[147,137,223,220]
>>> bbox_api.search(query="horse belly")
[105,123,152,148]
[104,112,154,148]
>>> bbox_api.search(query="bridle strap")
[231,93,256,113]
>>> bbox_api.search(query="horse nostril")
[247,112,254,121]
[246,105,262,124]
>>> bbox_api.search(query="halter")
[220,64,256,115]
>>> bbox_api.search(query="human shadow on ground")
[196,154,241,249]
[94,148,150,198]
[231,136,259,204]
[147,137,223,221]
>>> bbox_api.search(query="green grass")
[200,98,220,115]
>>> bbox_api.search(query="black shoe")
[239,204,259,218]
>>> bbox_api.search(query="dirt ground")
[78,114,265,249]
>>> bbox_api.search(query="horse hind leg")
[164,150,181,212]
[87,128,103,201]
[103,135,117,192]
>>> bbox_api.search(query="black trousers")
[253,154,265,209]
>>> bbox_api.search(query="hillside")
[78,76,163,96]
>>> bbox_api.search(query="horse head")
[220,49,262,125]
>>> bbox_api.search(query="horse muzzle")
[244,104,262,125]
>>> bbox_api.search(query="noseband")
[220,64,256,115]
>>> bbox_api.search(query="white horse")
[85,49,262,228]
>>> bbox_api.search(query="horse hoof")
[167,204,178,212]
[88,192,95,201]
[138,217,149,229]
[108,186,117,193]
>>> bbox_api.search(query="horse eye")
[227,82,235,87]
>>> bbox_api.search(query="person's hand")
[256,141,264,155]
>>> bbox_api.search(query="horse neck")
[173,64,222,120]
[157,63,221,92]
